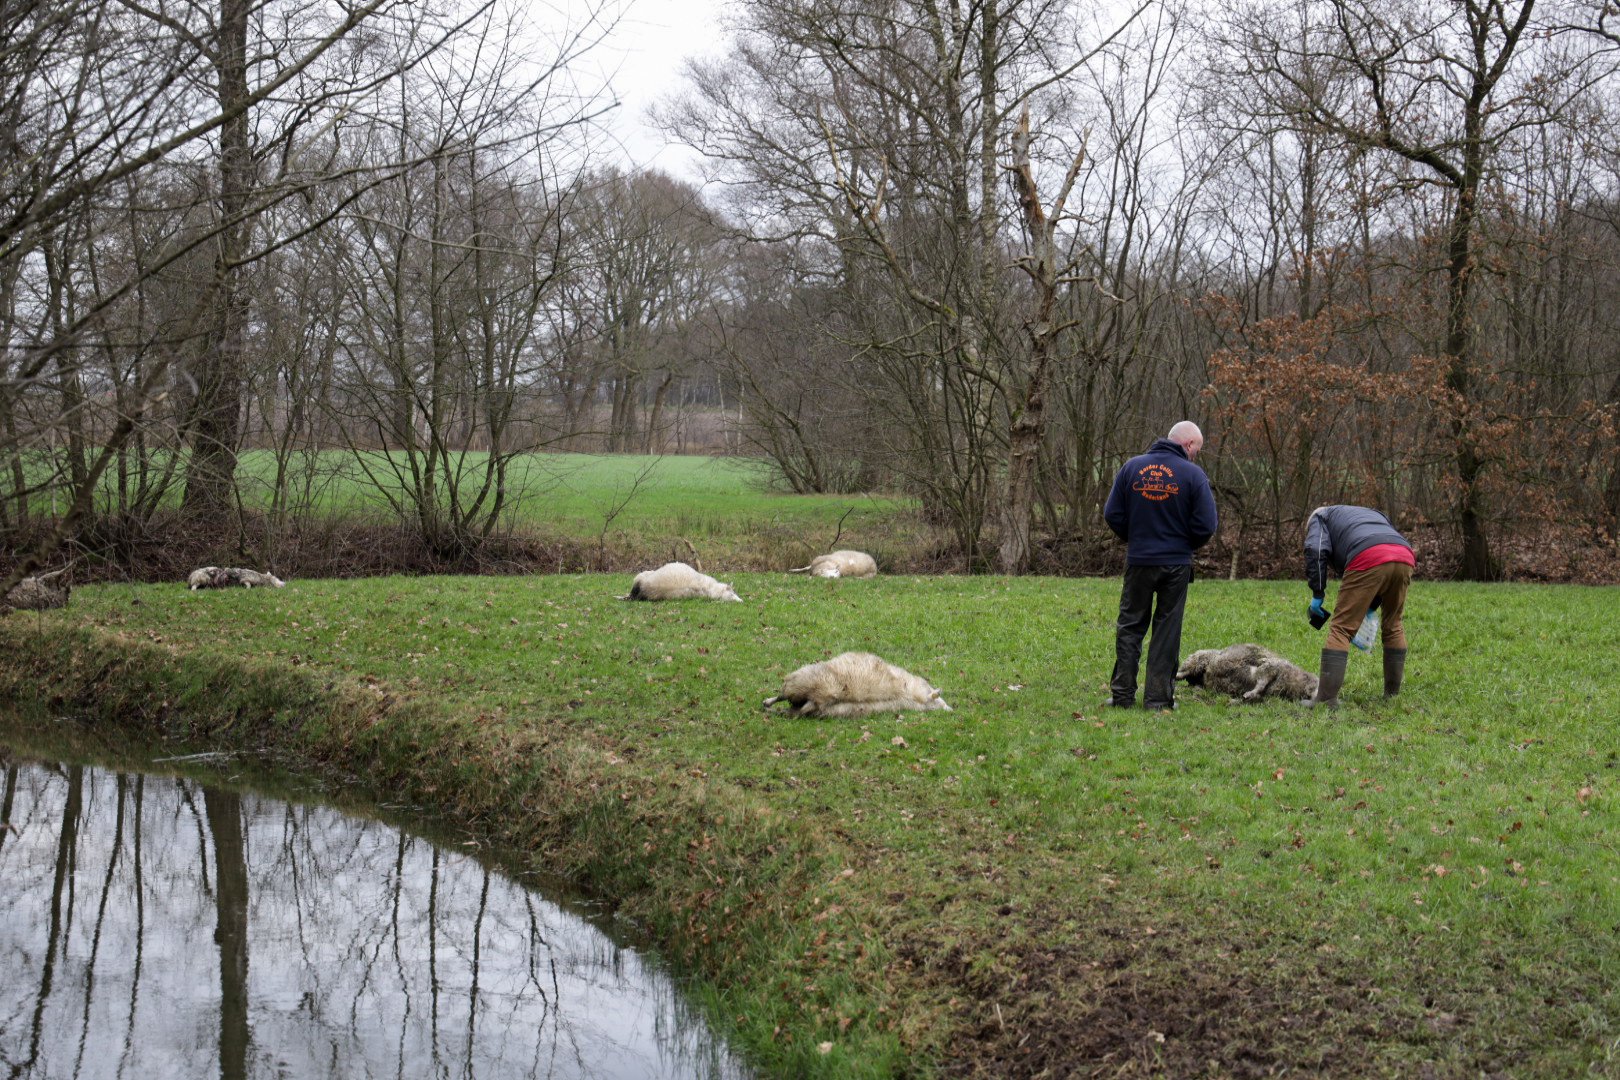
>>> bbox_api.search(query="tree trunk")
[182,0,254,522]
[644,370,675,453]
[998,364,1048,574]
[205,788,251,1080]
[1444,153,1498,581]
[610,371,639,453]
[997,110,1077,575]
[1602,371,1620,535]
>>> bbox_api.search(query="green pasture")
[43,449,912,565]
[19,571,1620,1077]
[232,451,864,532]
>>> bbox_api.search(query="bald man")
[1102,422,1219,711]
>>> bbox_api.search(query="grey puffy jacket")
[1304,505,1410,596]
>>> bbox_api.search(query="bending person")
[1304,505,1415,708]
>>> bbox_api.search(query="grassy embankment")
[4,570,1619,1078]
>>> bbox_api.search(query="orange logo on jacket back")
[1132,464,1179,502]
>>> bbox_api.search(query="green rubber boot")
[1383,648,1407,697]
[1310,648,1348,710]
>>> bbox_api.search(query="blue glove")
[1308,596,1329,629]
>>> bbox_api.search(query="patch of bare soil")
[908,904,1461,1080]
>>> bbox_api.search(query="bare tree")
[0,0,460,595]
[305,8,614,561]
[567,168,725,453]
[701,241,882,493]
[1212,0,1617,578]
[999,108,1088,573]
[667,0,1145,570]
[0,0,624,594]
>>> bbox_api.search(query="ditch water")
[0,723,750,1080]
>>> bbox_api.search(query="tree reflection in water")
[0,754,747,1079]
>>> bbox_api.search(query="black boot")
[1310,649,1348,709]
[1383,648,1407,697]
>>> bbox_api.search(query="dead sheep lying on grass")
[788,550,878,579]
[764,651,951,718]
[620,561,741,602]
[188,567,286,590]
[3,568,71,610]
[1176,644,1318,704]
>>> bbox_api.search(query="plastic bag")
[1350,609,1380,651]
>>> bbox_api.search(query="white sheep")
[763,651,951,718]
[619,561,741,602]
[787,550,878,579]
[188,567,286,590]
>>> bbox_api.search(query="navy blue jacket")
[1304,505,1411,596]
[1103,439,1218,566]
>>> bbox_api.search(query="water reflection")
[0,750,748,1080]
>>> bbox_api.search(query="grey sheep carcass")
[1175,644,1318,704]
[187,567,286,590]
[3,569,70,610]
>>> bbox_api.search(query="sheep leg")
[1243,666,1277,702]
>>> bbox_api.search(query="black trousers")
[1110,563,1191,709]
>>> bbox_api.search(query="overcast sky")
[576,0,731,174]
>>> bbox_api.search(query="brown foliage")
[1197,297,1620,579]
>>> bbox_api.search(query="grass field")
[60,450,916,568]
[8,571,1619,1077]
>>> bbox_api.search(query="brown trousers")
[1326,560,1412,652]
